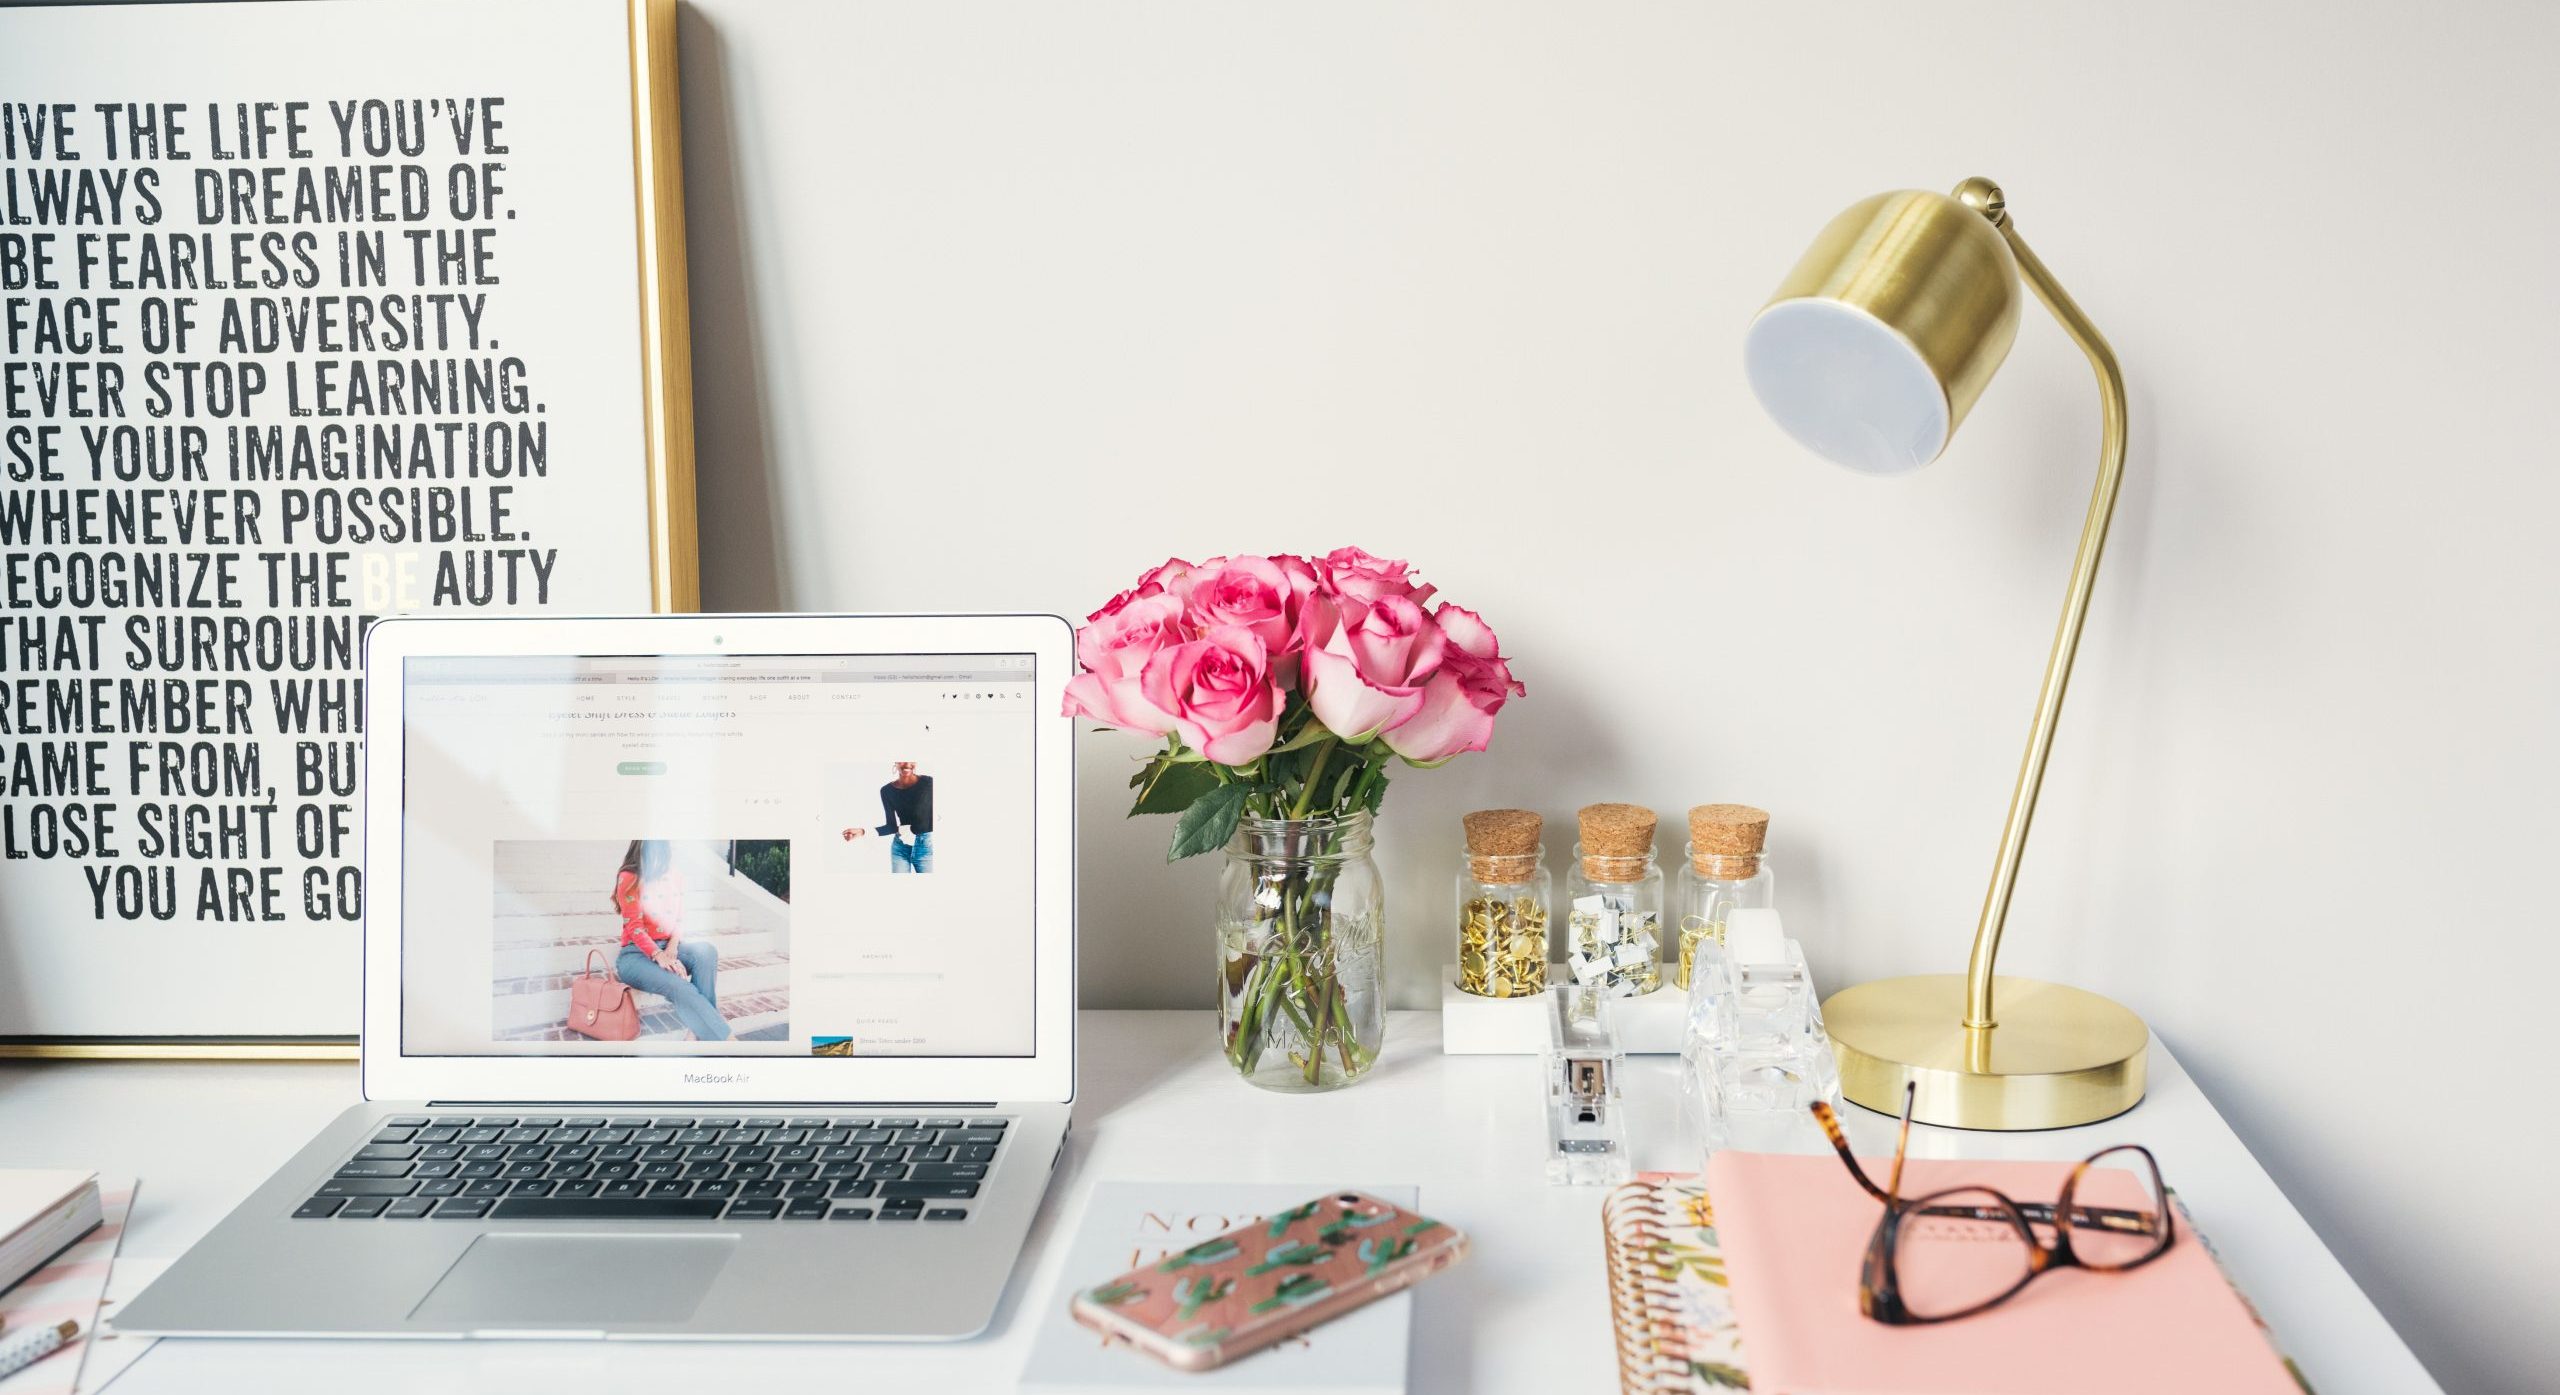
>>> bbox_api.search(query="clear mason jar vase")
[1215,812,1386,1092]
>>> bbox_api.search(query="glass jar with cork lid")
[1455,809,1551,998]
[1675,803,1773,991]
[1566,803,1663,996]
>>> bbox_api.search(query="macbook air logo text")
[683,1072,748,1085]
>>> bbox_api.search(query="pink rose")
[1303,592,1447,741]
[1061,591,1186,734]
[1182,554,1320,686]
[1318,547,1437,610]
[1140,626,1283,764]
[1383,604,1525,763]
[1089,556,1201,618]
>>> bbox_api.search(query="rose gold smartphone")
[1068,1191,1468,1372]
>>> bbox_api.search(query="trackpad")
[411,1234,737,1328]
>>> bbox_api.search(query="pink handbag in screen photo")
[567,948,641,1041]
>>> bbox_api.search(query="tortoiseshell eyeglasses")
[1809,1084,2177,1325]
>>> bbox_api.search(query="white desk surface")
[0,1010,2437,1394]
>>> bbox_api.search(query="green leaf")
[1264,723,1334,756]
[1359,767,1391,815]
[1128,759,1221,816]
[1168,783,1252,861]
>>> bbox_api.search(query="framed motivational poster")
[0,0,697,1055]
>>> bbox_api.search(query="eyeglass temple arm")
[1807,1101,1890,1203]
[1885,1083,1914,1201]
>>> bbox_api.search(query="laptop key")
[746,1117,786,1129]
[336,1161,415,1179]
[490,1197,731,1221]
[421,1180,465,1198]
[877,1209,919,1222]
[923,1117,965,1130]
[317,1179,417,1197]
[385,1198,437,1219]
[831,1207,874,1221]
[415,1162,460,1179]
[830,1179,878,1198]
[369,1129,417,1146]
[877,1118,920,1129]
[567,1117,608,1128]
[881,1181,979,1200]
[340,1197,392,1218]
[783,1199,828,1220]
[910,1164,987,1182]
[925,1209,968,1222]
[388,1116,431,1127]
[945,1130,1005,1146]
[294,1197,347,1218]
[464,1181,510,1198]
[434,1199,493,1219]
[726,1199,784,1220]
[957,1146,998,1164]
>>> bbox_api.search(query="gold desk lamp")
[1742,177,2146,1130]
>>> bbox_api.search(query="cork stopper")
[1462,808,1542,883]
[1688,803,1769,877]
[1576,803,1657,881]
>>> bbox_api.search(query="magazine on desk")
[1021,1181,1420,1394]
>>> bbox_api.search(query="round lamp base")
[1823,974,2148,1131]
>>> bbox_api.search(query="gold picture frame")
[0,0,698,1061]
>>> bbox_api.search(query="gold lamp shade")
[1748,178,2149,1130]
[1746,186,2023,474]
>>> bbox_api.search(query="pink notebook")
[1705,1151,2301,1395]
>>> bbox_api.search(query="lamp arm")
[1961,217,2129,1031]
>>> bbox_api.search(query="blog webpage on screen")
[396,652,1038,1058]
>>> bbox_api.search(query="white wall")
[674,3,2556,1389]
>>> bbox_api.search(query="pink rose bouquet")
[1066,548,1524,1087]
[1066,547,1524,856]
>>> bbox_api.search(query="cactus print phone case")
[1068,1190,1468,1372]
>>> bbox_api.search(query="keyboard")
[291,1114,1009,1225]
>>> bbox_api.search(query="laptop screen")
[395,652,1039,1059]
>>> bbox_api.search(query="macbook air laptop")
[118,613,1077,1340]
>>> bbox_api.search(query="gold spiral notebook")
[1601,1172,1749,1394]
